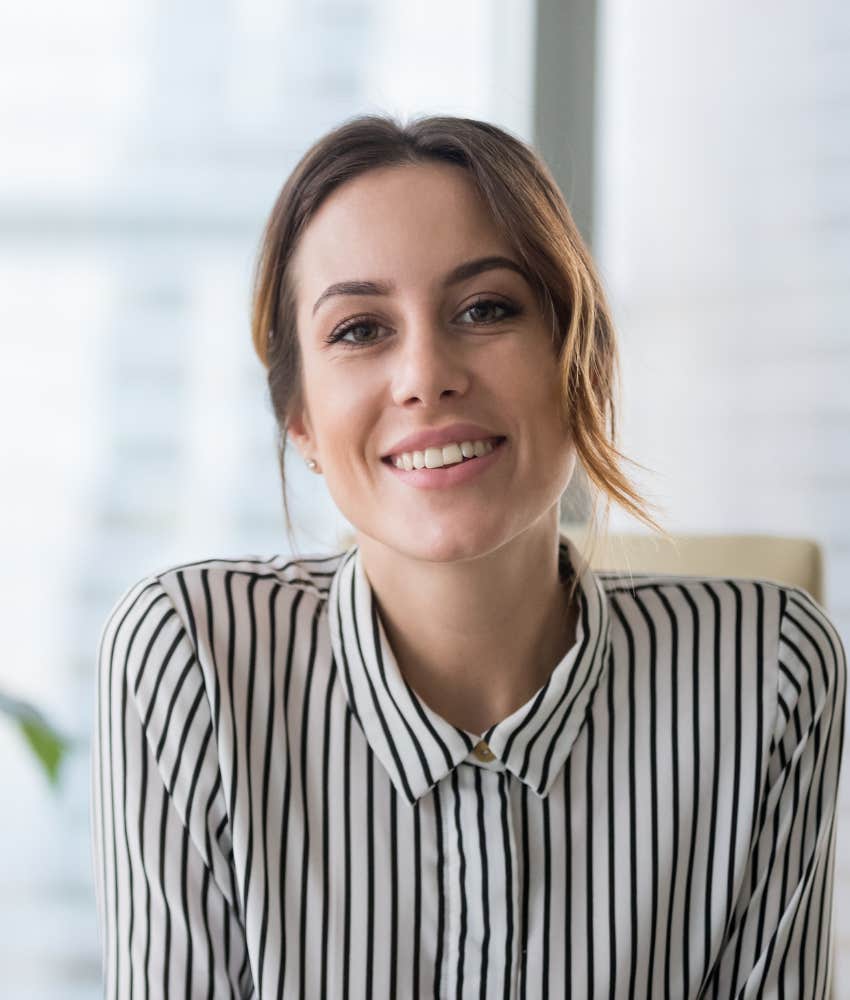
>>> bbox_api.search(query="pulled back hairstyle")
[250,112,668,600]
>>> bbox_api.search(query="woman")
[91,114,846,998]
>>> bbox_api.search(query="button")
[473,740,496,762]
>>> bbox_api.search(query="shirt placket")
[441,743,521,999]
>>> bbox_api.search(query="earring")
[306,458,319,472]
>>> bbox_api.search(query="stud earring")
[306,458,318,472]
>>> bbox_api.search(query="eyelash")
[324,297,521,349]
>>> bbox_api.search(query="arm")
[701,586,847,999]
[90,576,253,998]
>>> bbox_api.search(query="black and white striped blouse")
[91,532,847,998]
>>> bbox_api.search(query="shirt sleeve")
[90,575,254,999]
[702,585,847,999]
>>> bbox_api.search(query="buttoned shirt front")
[91,533,846,998]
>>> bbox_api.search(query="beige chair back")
[561,526,824,606]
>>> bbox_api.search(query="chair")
[560,526,824,604]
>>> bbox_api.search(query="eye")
[457,297,519,325]
[324,316,387,348]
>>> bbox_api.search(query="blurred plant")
[0,688,71,786]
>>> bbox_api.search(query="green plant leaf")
[18,717,70,786]
[0,689,71,787]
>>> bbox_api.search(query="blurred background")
[0,0,847,995]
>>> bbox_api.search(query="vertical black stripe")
[342,705,353,1000]
[610,596,639,1000]
[432,783,447,1000]
[320,645,335,999]
[541,791,551,1000]
[563,758,572,1000]
[159,780,172,995]
[648,604,660,998]
[451,768,468,999]
[585,711,595,997]
[498,773,515,1000]
[275,588,304,1000]
[680,585,701,993]
[657,589,680,999]
[473,766,491,1000]
[412,798,423,1000]
[726,584,765,993]
[224,572,239,830]
[257,583,280,996]
[241,577,259,922]
[698,584,723,993]
[139,720,151,1000]
[389,782,399,997]
[297,604,320,999]
[519,782,531,998]
[606,645,617,998]
[723,585,745,933]
[202,776,221,1000]
[365,751,375,997]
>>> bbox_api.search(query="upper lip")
[382,422,505,458]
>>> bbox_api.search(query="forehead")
[291,162,513,304]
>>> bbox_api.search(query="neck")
[356,507,580,736]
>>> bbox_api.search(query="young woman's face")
[288,161,577,563]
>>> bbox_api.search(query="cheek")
[516,355,569,448]
[501,344,563,410]
[301,358,378,451]
[314,365,380,472]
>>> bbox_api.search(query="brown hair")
[250,112,669,603]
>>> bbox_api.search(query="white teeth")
[390,437,498,470]
[442,443,463,465]
[424,446,443,469]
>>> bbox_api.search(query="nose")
[390,323,471,408]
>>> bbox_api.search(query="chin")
[383,517,507,565]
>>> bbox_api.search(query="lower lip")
[382,438,507,490]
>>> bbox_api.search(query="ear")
[285,396,316,461]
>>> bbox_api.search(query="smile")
[387,436,504,471]
[382,436,507,489]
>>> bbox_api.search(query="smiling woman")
[91,113,846,998]
[253,116,663,583]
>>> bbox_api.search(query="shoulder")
[594,566,845,665]
[596,567,791,623]
[595,568,812,661]
[776,584,847,731]
[596,567,847,723]
[98,550,348,680]
[153,549,347,602]
[123,550,345,621]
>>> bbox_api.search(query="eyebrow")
[311,255,530,316]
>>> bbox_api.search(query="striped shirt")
[91,532,847,998]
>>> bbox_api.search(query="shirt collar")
[327,531,610,805]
